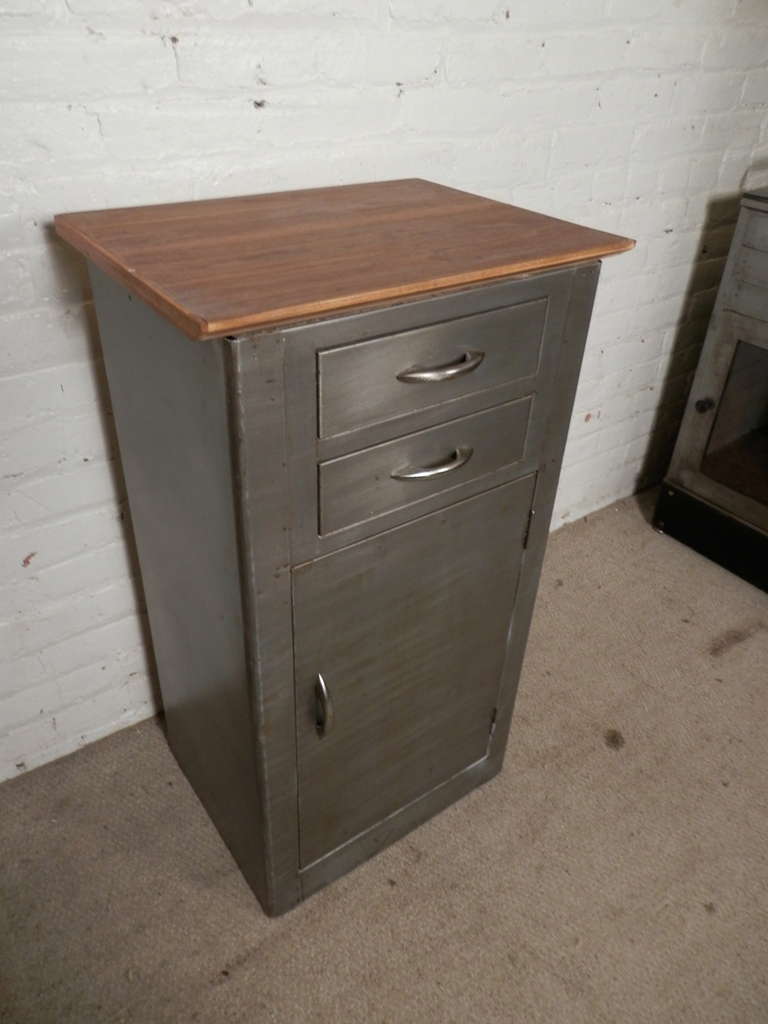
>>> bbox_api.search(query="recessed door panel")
[293,476,536,867]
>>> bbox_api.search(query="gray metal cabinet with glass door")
[55,179,633,915]
[656,187,768,591]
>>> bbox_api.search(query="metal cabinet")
[55,180,632,915]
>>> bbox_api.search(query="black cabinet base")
[654,485,768,593]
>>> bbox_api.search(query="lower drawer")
[318,396,533,534]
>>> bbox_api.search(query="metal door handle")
[396,350,485,383]
[315,673,334,736]
[391,445,473,481]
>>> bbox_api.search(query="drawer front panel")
[319,397,533,534]
[293,475,536,868]
[317,298,547,438]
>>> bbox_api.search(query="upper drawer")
[317,298,548,438]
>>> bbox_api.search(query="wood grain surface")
[55,178,634,339]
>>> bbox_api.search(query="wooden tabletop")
[55,179,634,340]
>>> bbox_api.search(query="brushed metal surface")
[284,273,573,563]
[89,254,604,916]
[485,263,599,773]
[299,262,600,901]
[299,749,498,900]
[229,335,302,915]
[293,476,536,868]
[89,268,270,905]
[319,397,533,534]
[317,298,547,437]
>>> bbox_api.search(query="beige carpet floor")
[1,492,767,1024]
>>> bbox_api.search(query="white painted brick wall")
[1,0,767,781]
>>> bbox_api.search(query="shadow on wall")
[637,160,768,513]
[44,225,162,711]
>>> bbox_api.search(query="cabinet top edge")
[54,178,634,341]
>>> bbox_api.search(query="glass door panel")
[700,339,768,505]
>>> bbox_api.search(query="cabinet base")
[654,484,768,593]
[298,752,502,907]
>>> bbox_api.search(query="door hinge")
[523,507,535,549]
[489,706,498,737]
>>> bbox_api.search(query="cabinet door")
[292,475,536,867]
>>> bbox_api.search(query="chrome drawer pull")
[396,350,485,383]
[315,673,334,736]
[391,445,473,481]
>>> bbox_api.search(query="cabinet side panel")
[488,262,600,767]
[90,267,267,904]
